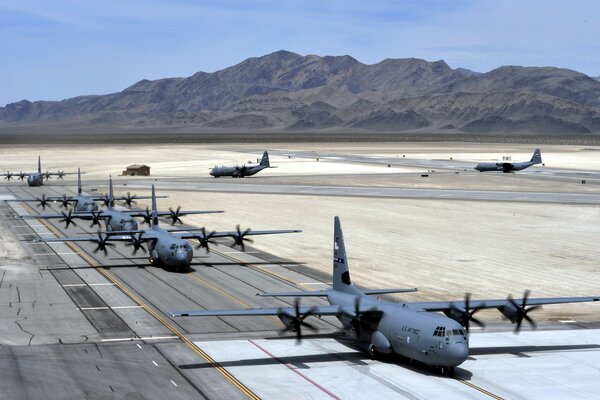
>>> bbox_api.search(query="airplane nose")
[445,343,469,367]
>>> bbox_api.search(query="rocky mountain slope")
[2,50,599,134]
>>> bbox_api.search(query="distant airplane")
[22,176,222,232]
[210,151,274,178]
[5,169,165,212]
[173,216,599,376]
[474,149,542,173]
[1,156,76,186]
[36,184,301,271]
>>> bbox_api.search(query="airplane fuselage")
[27,173,45,187]
[474,161,535,173]
[143,228,193,269]
[210,164,267,178]
[73,196,99,212]
[102,209,138,232]
[327,290,469,368]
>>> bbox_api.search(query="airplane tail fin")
[151,184,159,227]
[530,148,542,164]
[260,151,270,167]
[108,175,115,207]
[38,156,41,173]
[332,217,357,293]
[77,168,82,194]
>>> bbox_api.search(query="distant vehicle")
[173,216,599,376]
[210,151,274,178]
[36,184,301,271]
[475,149,542,173]
[1,156,76,186]
[22,176,222,232]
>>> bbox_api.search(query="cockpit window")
[170,244,176,250]
[433,326,446,337]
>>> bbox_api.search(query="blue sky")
[1,0,599,106]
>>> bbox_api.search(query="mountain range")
[1,50,600,134]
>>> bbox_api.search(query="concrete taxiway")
[2,143,600,399]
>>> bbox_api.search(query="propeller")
[122,192,137,207]
[4,172,13,181]
[277,298,317,344]
[60,194,70,208]
[37,194,50,209]
[101,195,111,207]
[57,170,65,180]
[59,210,77,229]
[194,227,217,253]
[232,225,253,251]
[448,293,485,334]
[168,206,183,225]
[44,171,52,180]
[93,232,115,256]
[89,211,103,228]
[18,171,26,180]
[141,208,153,225]
[125,233,146,255]
[508,290,541,333]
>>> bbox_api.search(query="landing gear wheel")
[366,345,377,359]
[440,366,455,377]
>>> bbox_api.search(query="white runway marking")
[152,360,158,367]
[170,380,178,387]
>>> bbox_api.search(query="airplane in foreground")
[210,151,274,178]
[474,148,542,173]
[23,177,223,232]
[2,156,76,186]
[6,169,163,212]
[172,216,599,376]
[35,185,301,271]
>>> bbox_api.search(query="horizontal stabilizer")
[363,288,418,295]
[257,290,329,297]
[257,288,419,297]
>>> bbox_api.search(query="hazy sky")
[1,0,599,106]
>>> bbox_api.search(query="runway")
[127,180,600,205]
[1,182,600,399]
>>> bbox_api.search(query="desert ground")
[2,142,600,323]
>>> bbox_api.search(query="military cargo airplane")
[173,216,599,376]
[210,151,274,178]
[8,170,165,212]
[35,185,300,271]
[2,156,76,186]
[23,176,222,232]
[475,148,542,172]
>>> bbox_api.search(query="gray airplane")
[7,169,165,212]
[36,185,301,271]
[210,151,273,178]
[173,216,599,376]
[23,176,223,232]
[475,148,542,173]
[2,156,76,186]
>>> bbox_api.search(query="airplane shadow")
[179,333,473,379]
[469,343,600,357]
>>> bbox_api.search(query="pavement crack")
[14,317,35,346]
[94,343,104,359]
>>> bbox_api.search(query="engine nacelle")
[277,314,296,331]
[371,330,392,354]
[498,303,519,322]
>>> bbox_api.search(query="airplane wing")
[409,296,600,312]
[177,229,302,240]
[21,212,95,219]
[172,304,344,317]
[123,210,224,217]
[36,234,140,243]
[4,196,76,202]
